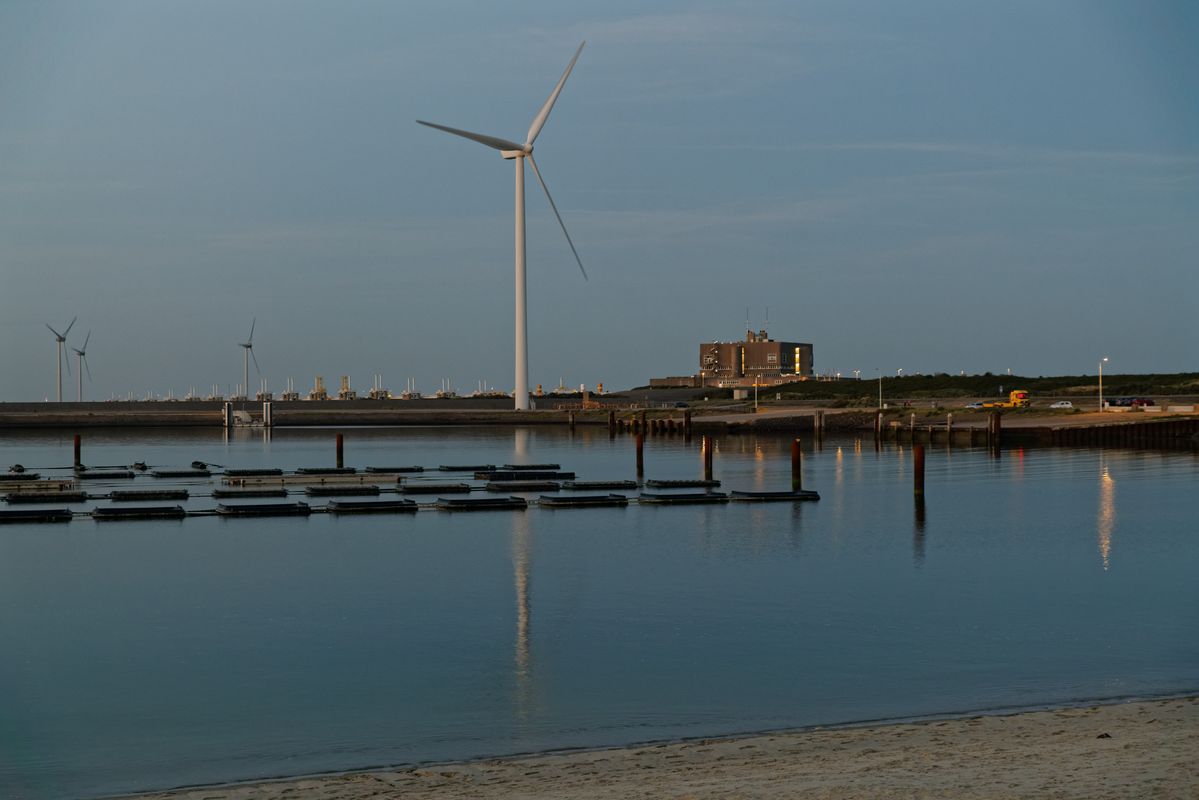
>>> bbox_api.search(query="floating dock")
[562,480,639,491]
[638,491,729,504]
[75,470,135,480]
[0,507,73,523]
[216,502,312,517]
[485,480,561,492]
[401,483,472,495]
[223,468,284,477]
[150,468,211,479]
[93,505,187,521]
[501,463,561,471]
[296,467,357,475]
[326,499,418,514]
[211,488,289,499]
[109,489,190,502]
[365,466,424,473]
[644,479,721,489]
[4,491,89,504]
[539,494,629,508]
[475,470,575,481]
[304,485,381,497]
[729,489,820,502]
[439,464,496,472]
[436,496,528,511]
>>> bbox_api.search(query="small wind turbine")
[418,42,588,411]
[46,316,77,402]
[72,331,92,402]
[238,319,260,399]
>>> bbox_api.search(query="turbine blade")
[63,316,77,337]
[527,154,587,281]
[46,323,63,338]
[84,355,92,382]
[416,120,523,152]
[250,348,261,375]
[82,330,91,351]
[248,317,255,343]
[526,42,584,145]
[63,347,71,376]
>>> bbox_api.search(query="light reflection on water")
[0,427,1195,799]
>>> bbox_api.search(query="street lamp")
[877,368,883,409]
[1098,357,1109,412]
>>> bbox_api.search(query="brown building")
[699,330,814,385]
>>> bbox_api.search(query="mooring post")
[684,409,692,441]
[875,411,883,440]
[791,437,802,491]
[703,435,714,482]
[910,412,916,432]
[914,444,925,496]
[639,411,647,435]
[635,432,645,479]
[336,433,344,469]
[568,411,576,431]
[608,410,616,437]
[223,401,233,428]
[73,434,81,469]
[946,412,953,442]
[992,411,1002,447]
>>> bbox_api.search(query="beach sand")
[126,696,1198,799]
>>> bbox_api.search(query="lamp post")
[877,369,883,409]
[1098,356,1108,412]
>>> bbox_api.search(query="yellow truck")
[984,390,1030,409]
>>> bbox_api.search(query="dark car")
[1130,398,1156,407]
[673,401,690,408]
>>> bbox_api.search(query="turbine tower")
[239,319,260,399]
[418,42,588,411]
[46,317,76,402]
[72,331,92,402]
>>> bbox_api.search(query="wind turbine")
[418,42,588,411]
[72,331,92,402]
[238,319,260,399]
[46,317,76,402]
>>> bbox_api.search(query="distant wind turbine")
[239,319,260,399]
[418,42,588,411]
[72,331,93,402]
[46,316,77,402]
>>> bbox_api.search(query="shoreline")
[118,694,1198,799]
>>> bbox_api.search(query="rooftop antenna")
[765,306,769,336]
[71,330,92,402]
[46,316,77,402]
[418,42,588,411]
[238,318,260,398]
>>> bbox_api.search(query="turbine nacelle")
[500,146,533,160]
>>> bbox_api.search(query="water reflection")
[1097,459,1116,570]
[913,495,927,567]
[512,510,533,719]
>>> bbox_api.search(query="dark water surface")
[0,427,1195,798]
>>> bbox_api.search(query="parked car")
[1049,401,1073,409]
[965,402,985,410]
[1130,398,1156,407]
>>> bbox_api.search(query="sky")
[1,0,1196,401]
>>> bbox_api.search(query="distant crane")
[71,331,92,402]
[46,316,77,402]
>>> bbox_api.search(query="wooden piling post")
[635,432,645,479]
[639,411,647,435]
[568,411,576,431]
[684,409,693,441]
[703,435,714,482]
[73,434,81,469]
[791,438,802,491]
[336,433,344,469]
[608,410,616,437]
[946,412,953,442]
[913,444,925,496]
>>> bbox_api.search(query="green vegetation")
[631,373,1199,403]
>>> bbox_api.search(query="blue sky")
[1,0,1196,400]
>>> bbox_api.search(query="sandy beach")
[125,696,1198,800]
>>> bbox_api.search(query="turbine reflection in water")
[512,509,533,721]
[1098,459,1116,570]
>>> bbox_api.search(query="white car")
[1049,400,1073,409]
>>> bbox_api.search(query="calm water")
[1,427,1195,799]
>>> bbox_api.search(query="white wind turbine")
[72,331,93,402]
[418,42,588,411]
[46,316,77,402]
[238,319,260,399]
